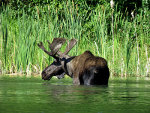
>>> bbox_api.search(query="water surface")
[0,76,150,113]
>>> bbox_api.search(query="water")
[0,76,150,113]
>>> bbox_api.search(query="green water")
[0,77,150,113]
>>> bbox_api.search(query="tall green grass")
[0,1,149,77]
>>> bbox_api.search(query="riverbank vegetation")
[0,0,149,77]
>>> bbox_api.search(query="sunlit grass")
[0,1,149,77]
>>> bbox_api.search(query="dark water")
[0,76,150,113]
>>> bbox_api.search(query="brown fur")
[69,51,109,85]
[72,51,91,76]
[72,51,107,76]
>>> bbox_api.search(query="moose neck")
[60,56,76,78]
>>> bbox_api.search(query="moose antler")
[47,38,66,55]
[56,38,77,57]
[38,38,77,58]
[64,39,77,55]
[38,38,66,59]
[37,42,53,56]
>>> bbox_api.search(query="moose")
[38,38,110,85]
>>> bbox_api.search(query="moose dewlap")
[38,38,110,85]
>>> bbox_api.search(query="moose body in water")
[38,38,110,85]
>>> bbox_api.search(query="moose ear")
[64,39,77,55]
[48,38,66,55]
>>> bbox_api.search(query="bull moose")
[38,38,110,85]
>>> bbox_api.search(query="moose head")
[38,38,110,85]
[38,38,77,80]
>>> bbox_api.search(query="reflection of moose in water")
[44,84,108,105]
[38,38,110,85]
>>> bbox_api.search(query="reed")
[0,1,149,77]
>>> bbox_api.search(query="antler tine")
[63,39,77,55]
[37,42,52,56]
[49,38,66,55]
